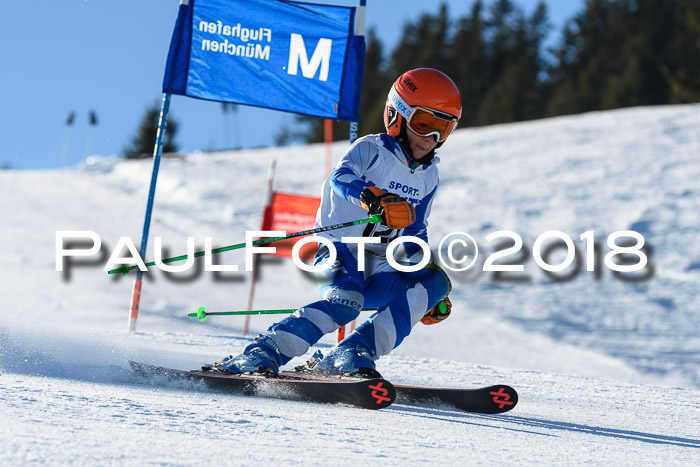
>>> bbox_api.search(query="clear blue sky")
[0,0,582,170]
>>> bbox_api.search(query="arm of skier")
[330,141,415,229]
[328,140,375,206]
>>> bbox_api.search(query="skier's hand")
[360,186,416,230]
[420,297,451,325]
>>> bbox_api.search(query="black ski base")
[129,361,395,410]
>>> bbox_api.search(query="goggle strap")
[388,87,415,121]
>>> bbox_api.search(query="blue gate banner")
[163,0,365,120]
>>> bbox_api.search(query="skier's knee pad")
[323,289,364,326]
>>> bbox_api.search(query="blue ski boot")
[312,341,382,378]
[216,336,281,376]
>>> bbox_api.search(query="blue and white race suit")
[264,133,450,364]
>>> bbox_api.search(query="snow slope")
[3,361,699,465]
[1,104,699,464]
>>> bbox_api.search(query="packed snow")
[1,104,699,464]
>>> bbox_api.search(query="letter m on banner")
[288,33,332,81]
[163,0,366,120]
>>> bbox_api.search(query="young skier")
[216,68,462,377]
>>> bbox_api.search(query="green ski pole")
[189,306,378,323]
[188,306,296,322]
[108,214,383,276]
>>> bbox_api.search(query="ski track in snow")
[1,104,700,463]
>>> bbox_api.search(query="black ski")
[392,383,518,414]
[128,361,395,410]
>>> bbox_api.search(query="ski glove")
[420,297,452,325]
[360,186,416,230]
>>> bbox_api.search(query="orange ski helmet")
[384,68,462,146]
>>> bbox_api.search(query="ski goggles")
[388,87,458,142]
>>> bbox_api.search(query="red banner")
[261,192,320,259]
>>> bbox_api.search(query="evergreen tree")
[124,101,179,159]
[546,0,700,117]
[388,4,453,79]
[474,1,550,125]
[661,0,700,102]
[356,27,393,137]
[450,1,487,127]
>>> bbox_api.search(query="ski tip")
[363,378,396,410]
[484,385,518,413]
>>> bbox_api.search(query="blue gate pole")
[349,0,366,146]
[338,0,366,343]
[127,93,172,332]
